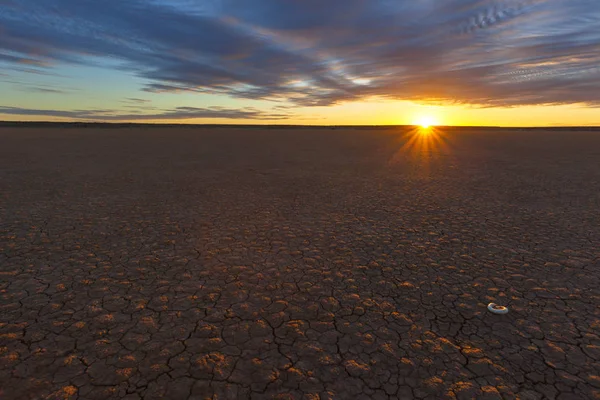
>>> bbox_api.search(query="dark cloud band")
[1,0,599,108]
[0,106,293,121]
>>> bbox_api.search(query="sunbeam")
[389,126,454,177]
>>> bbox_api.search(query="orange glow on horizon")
[0,98,598,127]
[288,100,600,127]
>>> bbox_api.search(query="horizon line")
[1,121,600,130]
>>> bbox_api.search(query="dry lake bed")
[1,125,599,399]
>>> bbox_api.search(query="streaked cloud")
[0,105,294,121]
[26,87,67,94]
[122,98,151,104]
[1,0,599,112]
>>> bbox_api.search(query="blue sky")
[1,0,600,125]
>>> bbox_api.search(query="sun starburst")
[388,125,453,177]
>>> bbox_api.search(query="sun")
[414,115,438,129]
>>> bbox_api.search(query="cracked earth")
[1,126,599,399]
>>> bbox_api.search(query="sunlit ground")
[389,125,453,176]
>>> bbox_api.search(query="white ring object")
[487,303,509,314]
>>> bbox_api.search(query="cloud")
[0,105,294,121]
[122,98,151,104]
[1,0,599,108]
[25,86,68,94]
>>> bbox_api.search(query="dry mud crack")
[1,126,600,399]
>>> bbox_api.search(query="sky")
[1,0,600,126]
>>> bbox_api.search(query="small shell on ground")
[487,303,509,314]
